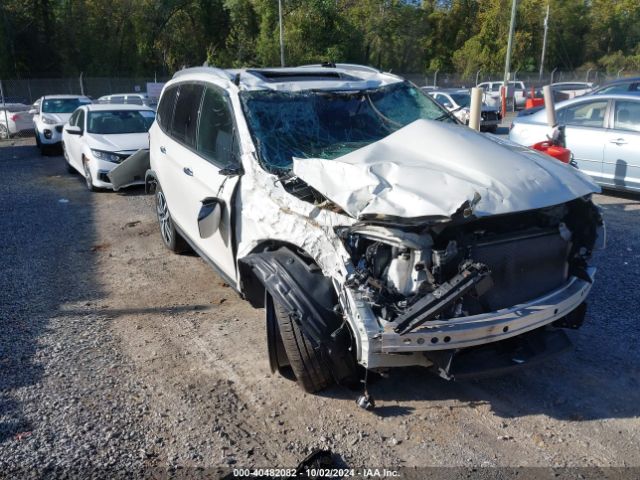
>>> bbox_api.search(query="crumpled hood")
[292,119,600,220]
[86,132,149,153]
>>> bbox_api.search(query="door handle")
[610,138,627,145]
[159,146,166,154]
[183,167,193,176]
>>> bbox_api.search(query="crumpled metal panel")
[292,119,601,220]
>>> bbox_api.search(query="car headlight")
[91,149,120,163]
[41,116,57,125]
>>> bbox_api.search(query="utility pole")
[503,0,518,86]
[278,0,285,67]
[539,3,550,81]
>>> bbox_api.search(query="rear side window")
[197,87,236,167]
[77,110,85,131]
[613,100,640,132]
[171,83,204,148]
[111,96,125,104]
[157,86,178,131]
[557,100,608,128]
[125,96,143,105]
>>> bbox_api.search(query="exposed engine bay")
[338,197,603,335]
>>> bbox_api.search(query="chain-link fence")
[1,70,639,144]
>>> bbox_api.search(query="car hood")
[291,119,600,221]
[42,113,73,124]
[86,132,149,153]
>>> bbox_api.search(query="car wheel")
[155,185,189,253]
[270,293,333,393]
[83,158,98,192]
[487,125,498,133]
[62,144,75,173]
[0,124,9,140]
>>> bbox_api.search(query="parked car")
[0,103,34,139]
[509,94,640,192]
[33,95,92,153]
[550,82,593,100]
[589,77,640,96]
[97,93,158,110]
[428,89,501,132]
[477,80,527,108]
[112,65,604,395]
[62,104,155,191]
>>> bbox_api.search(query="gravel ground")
[1,139,639,478]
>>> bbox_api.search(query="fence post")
[617,68,624,79]
[475,70,481,86]
[79,72,85,96]
[585,68,592,83]
[433,69,439,87]
[550,67,557,85]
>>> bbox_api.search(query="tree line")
[1,0,639,79]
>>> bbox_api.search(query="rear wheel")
[270,293,333,393]
[0,124,9,140]
[155,184,189,253]
[62,143,75,173]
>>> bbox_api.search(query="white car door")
[602,99,640,192]
[180,85,240,281]
[557,99,609,183]
[63,109,84,170]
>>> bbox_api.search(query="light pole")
[278,0,285,67]
[503,0,518,86]
[539,3,549,81]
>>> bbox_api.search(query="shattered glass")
[239,82,453,172]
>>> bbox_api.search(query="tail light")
[10,114,19,121]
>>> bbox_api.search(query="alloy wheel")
[156,191,173,245]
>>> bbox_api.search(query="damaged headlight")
[91,149,121,163]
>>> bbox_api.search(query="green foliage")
[1,0,639,78]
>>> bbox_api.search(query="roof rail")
[298,63,381,74]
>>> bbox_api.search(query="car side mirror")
[198,198,224,239]
[65,125,82,135]
[218,165,244,177]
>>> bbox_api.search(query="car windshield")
[87,110,155,134]
[240,81,452,172]
[42,98,90,113]
[450,93,471,108]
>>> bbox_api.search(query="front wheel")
[83,158,98,192]
[270,293,333,393]
[155,185,189,253]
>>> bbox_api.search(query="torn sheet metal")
[107,149,149,191]
[292,119,600,221]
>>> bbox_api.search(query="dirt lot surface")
[1,139,639,477]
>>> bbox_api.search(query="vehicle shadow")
[323,200,639,422]
[0,145,103,443]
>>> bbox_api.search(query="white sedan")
[62,104,155,191]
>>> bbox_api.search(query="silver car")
[509,94,640,193]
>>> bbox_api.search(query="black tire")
[83,158,98,192]
[271,294,333,393]
[0,124,9,140]
[155,184,189,253]
[487,125,498,133]
[62,143,75,173]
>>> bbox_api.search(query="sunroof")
[247,69,361,83]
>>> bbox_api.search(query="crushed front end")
[337,196,604,379]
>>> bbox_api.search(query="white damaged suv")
[145,64,604,393]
